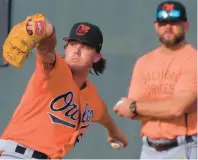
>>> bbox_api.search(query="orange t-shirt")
[128,44,197,139]
[1,52,105,158]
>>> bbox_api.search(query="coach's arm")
[114,55,197,120]
[134,54,197,120]
[135,92,196,119]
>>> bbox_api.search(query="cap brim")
[63,37,91,44]
[63,37,101,53]
[154,18,183,23]
[63,37,75,42]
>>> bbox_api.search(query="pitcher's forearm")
[98,107,118,133]
[36,28,57,72]
[37,28,56,61]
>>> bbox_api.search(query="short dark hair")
[90,57,106,75]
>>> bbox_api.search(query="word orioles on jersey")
[48,90,94,144]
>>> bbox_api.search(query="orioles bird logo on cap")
[162,3,174,12]
[76,24,90,36]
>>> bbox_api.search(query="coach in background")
[113,1,197,159]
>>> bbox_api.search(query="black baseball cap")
[156,0,187,22]
[63,22,103,53]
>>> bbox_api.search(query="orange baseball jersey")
[128,44,197,139]
[76,80,106,144]
[1,52,105,158]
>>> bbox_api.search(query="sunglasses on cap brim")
[157,9,181,19]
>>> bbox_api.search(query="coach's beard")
[159,34,185,48]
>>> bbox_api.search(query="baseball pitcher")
[0,13,128,159]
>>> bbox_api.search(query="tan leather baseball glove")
[2,13,53,68]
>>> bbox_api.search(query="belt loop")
[177,135,185,145]
[27,149,34,159]
[20,145,30,159]
[142,136,149,146]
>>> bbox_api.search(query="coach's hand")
[107,127,128,148]
[113,97,135,118]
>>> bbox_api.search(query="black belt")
[147,135,193,151]
[15,145,49,159]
